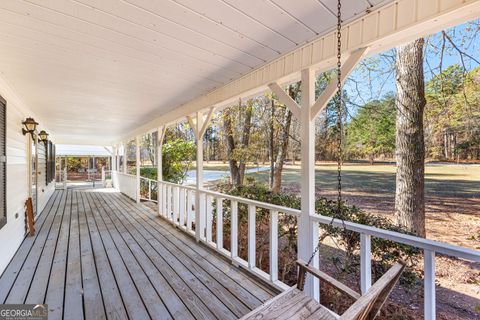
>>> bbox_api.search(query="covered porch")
[0,0,479,319]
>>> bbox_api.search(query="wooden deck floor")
[0,189,277,320]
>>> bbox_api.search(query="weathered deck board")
[0,191,61,303]
[0,189,277,319]
[80,191,128,320]
[108,192,260,314]
[77,191,106,320]
[63,191,84,320]
[110,192,277,300]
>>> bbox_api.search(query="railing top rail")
[201,188,301,216]
[115,171,136,178]
[310,214,480,262]
[153,178,480,262]
[159,180,198,192]
[139,176,157,182]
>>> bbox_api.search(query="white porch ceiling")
[0,0,389,145]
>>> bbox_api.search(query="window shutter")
[0,96,6,229]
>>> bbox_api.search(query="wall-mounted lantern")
[38,130,49,143]
[22,117,38,138]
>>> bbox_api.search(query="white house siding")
[0,75,55,275]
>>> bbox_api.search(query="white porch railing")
[111,171,137,201]
[140,176,158,203]
[156,180,480,319]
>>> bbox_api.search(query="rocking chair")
[240,260,405,320]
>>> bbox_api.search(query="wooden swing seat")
[240,260,405,320]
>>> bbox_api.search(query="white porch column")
[298,68,320,300]
[268,49,367,300]
[136,136,141,203]
[157,126,166,216]
[115,145,120,172]
[122,141,127,174]
[187,107,214,242]
[195,111,205,242]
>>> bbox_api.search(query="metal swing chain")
[304,0,343,270]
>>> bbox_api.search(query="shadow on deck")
[0,189,277,319]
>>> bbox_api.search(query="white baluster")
[173,186,179,224]
[187,190,193,230]
[162,183,167,217]
[231,200,238,259]
[360,233,372,294]
[216,198,224,251]
[248,204,256,269]
[269,210,278,282]
[424,250,436,320]
[206,195,213,243]
[167,186,172,220]
[179,188,186,227]
[148,179,151,200]
[199,192,206,240]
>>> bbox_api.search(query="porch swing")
[240,1,405,319]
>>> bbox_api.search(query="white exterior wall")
[0,75,55,275]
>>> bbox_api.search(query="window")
[0,95,6,229]
[46,141,55,185]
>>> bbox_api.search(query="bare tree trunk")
[269,100,275,188]
[272,107,292,193]
[394,38,426,237]
[271,85,298,192]
[238,102,253,185]
[224,108,240,185]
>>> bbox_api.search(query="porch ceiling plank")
[20,0,252,74]
[0,11,230,88]
[0,191,61,303]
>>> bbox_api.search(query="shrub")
[216,180,420,286]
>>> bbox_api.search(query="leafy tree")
[425,65,480,160]
[162,139,195,184]
[346,96,396,163]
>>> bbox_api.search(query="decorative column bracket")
[268,47,369,121]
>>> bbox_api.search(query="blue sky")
[343,19,480,114]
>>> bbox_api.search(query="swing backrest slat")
[296,260,405,320]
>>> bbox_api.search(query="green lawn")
[247,163,480,199]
